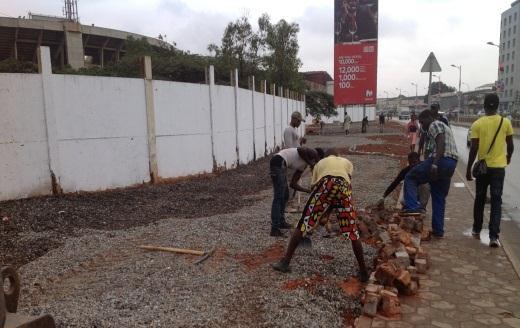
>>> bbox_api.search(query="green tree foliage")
[0,58,38,73]
[423,81,457,103]
[209,14,304,91]
[306,91,337,118]
[56,37,209,83]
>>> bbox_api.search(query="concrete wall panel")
[265,95,275,153]
[253,91,265,158]
[237,88,254,164]
[212,85,238,168]
[0,74,51,200]
[154,81,213,176]
[51,74,150,192]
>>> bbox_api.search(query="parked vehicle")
[398,111,410,120]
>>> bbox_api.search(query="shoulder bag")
[472,117,504,178]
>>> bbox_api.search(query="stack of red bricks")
[357,207,431,319]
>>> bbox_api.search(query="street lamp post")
[396,88,402,110]
[451,64,462,113]
[411,82,418,111]
[487,41,504,112]
[383,91,389,110]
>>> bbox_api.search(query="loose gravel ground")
[6,122,406,327]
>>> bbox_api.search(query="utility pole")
[411,82,418,111]
[451,64,462,112]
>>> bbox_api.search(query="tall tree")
[306,91,337,118]
[259,15,303,90]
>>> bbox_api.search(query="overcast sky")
[1,0,511,97]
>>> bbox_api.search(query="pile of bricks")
[357,206,431,318]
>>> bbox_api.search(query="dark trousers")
[404,157,457,236]
[270,156,289,229]
[473,168,505,239]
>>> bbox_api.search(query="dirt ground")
[0,158,271,268]
[3,121,409,327]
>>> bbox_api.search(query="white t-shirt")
[277,148,307,171]
[283,126,299,148]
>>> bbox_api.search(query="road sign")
[421,52,442,73]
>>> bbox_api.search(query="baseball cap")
[484,93,499,109]
[291,111,305,122]
[430,103,440,110]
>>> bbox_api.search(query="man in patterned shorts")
[272,149,369,282]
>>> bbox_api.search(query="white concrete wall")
[253,91,266,158]
[0,57,304,201]
[154,80,213,177]
[0,74,51,200]
[212,85,238,169]
[265,95,275,153]
[237,88,254,164]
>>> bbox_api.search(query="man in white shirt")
[284,112,306,148]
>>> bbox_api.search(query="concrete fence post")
[38,46,62,194]
[263,80,268,156]
[251,75,256,161]
[279,86,284,148]
[272,83,276,149]
[142,56,159,183]
[233,69,240,166]
[208,65,217,171]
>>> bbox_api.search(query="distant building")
[302,71,333,94]
[0,15,166,69]
[499,1,520,112]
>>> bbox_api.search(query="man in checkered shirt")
[402,109,458,238]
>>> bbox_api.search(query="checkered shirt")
[427,121,458,160]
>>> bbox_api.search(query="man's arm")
[507,135,514,164]
[290,170,311,193]
[383,168,408,198]
[418,132,425,155]
[466,138,479,181]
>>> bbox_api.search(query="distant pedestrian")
[319,119,325,135]
[402,109,458,238]
[406,113,419,152]
[272,148,369,282]
[269,147,323,237]
[284,111,306,148]
[343,113,352,135]
[379,112,385,133]
[466,94,515,247]
[362,116,369,133]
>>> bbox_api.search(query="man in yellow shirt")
[466,94,514,247]
[272,149,369,282]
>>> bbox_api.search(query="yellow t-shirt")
[311,155,353,186]
[470,115,514,168]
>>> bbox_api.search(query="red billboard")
[334,0,378,106]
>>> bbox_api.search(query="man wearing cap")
[466,94,514,247]
[284,111,306,148]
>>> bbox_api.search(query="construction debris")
[357,205,431,319]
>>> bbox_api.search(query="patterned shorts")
[297,176,360,241]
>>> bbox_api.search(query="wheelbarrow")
[1,266,55,328]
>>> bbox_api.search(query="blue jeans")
[404,157,457,236]
[473,168,505,239]
[270,156,289,229]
